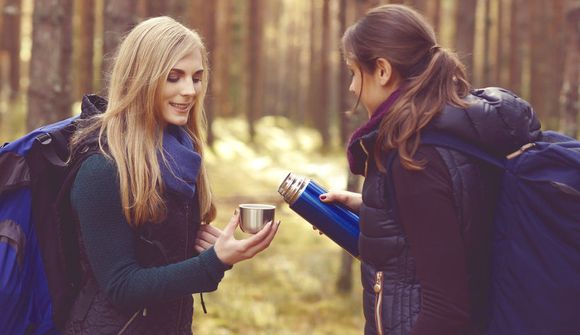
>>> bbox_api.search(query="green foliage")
[195,116,364,334]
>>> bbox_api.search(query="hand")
[213,210,280,266]
[319,190,362,213]
[194,223,222,254]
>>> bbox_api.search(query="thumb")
[224,210,240,236]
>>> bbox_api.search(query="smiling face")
[159,49,204,127]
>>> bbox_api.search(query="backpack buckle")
[507,143,536,160]
[36,133,52,145]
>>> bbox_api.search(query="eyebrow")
[170,68,204,75]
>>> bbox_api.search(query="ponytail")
[377,47,470,170]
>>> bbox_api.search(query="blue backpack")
[0,97,102,334]
[421,130,580,335]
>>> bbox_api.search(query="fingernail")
[319,195,327,200]
[234,208,239,215]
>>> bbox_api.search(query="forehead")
[171,48,203,71]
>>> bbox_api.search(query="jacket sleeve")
[71,154,231,310]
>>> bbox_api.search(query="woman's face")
[160,49,203,127]
[346,58,392,117]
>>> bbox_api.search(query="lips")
[169,102,192,111]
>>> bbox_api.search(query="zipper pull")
[142,308,148,317]
[373,271,383,293]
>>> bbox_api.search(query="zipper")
[374,271,384,335]
[116,309,142,335]
[359,139,370,177]
[175,201,190,330]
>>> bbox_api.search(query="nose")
[181,78,196,96]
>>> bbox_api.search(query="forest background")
[0,0,578,334]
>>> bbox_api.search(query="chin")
[168,118,189,126]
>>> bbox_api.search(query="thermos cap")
[278,173,309,205]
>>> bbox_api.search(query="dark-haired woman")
[321,4,540,335]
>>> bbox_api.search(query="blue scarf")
[159,125,201,198]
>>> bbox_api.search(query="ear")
[375,58,392,86]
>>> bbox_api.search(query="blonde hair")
[342,5,470,170]
[72,16,216,226]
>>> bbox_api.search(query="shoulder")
[428,87,541,156]
[73,153,118,194]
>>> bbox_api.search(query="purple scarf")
[347,88,402,174]
[159,125,201,198]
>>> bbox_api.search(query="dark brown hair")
[342,4,470,170]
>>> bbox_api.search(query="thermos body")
[278,173,360,258]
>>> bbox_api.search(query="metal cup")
[238,204,275,234]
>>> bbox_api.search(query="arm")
[72,154,231,310]
[392,147,471,335]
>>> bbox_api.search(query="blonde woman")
[65,17,279,334]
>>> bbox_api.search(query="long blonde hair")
[71,16,215,226]
[342,5,470,170]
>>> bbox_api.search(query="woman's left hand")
[194,223,222,253]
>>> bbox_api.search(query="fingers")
[239,220,280,257]
[198,223,222,238]
[197,230,218,244]
[223,210,240,236]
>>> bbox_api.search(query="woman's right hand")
[213,210,280,266]
[319,190,363,213]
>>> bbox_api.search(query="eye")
[192,76,202,84]
[167,73,180,83]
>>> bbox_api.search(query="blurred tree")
[509,0,525,95]
[102,0,138,91]
[559,2,580,138]
[316,0,331,152]
[1,0,21,99]
[548,0,567,125]
[454,0,477,81]
[214,0,232,117]
[145,0,167,17]
[73,0,95,98]
[530,0,556,122]
[336,0,354,294]
[27,0,73,130]
[247,0,264,141]
[308,0,321,129]
[496,0,513,88]
[482,0,492,85]
[190,0,217,146]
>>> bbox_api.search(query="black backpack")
[0,95,104,334]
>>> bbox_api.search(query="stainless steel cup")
[238,204,275,234]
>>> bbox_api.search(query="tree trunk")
[1,0,21,99]
[27,0,73,130]
[247,0,264,141]
[190,0,216,146]
[559,4,579,138]
[102,0,138,92]
[454,0,477,81]
[509,0,525,94]
[214,0,232,118]
[482,0,492,85]
[529,0,549,121]
[145,0,167,17]
[73,0,95,98]
[317,0,331,152]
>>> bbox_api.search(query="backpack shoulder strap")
[420,131,507,170]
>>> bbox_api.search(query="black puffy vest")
[64,189,201,335]
[349,88,541,335]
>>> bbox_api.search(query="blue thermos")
[278,173,360,258]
